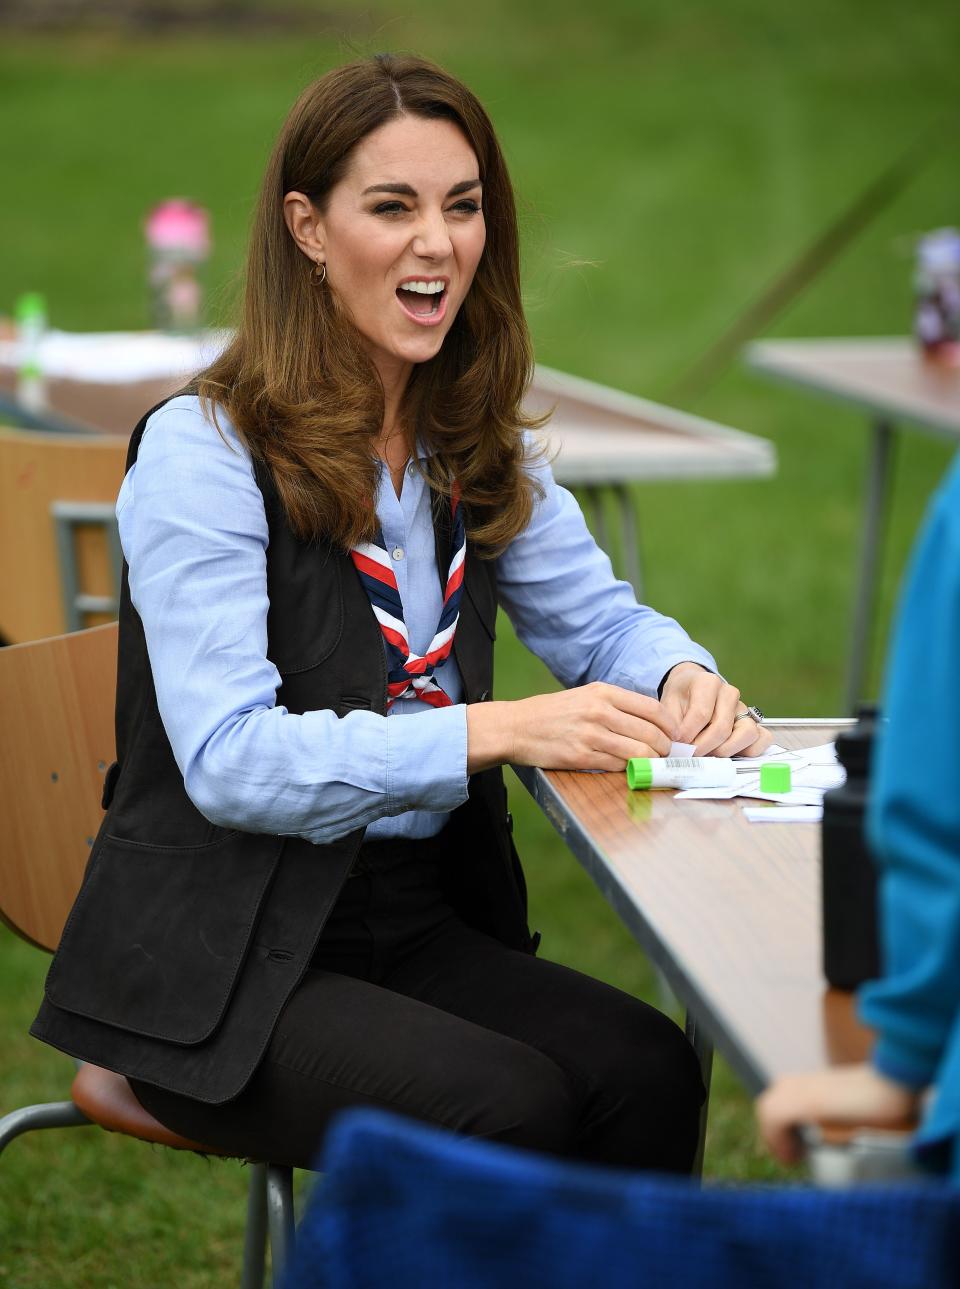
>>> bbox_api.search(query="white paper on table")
[676,741,844,803]
[672,785,741,799]
[744,806,823,824]
[798,742,841,766]
[792,765,845,791]
[735,786,828,806]
[677,781,835,805]
[733,742,839,771]
[732,744,790,769]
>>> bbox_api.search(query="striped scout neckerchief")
[350,484,466,709]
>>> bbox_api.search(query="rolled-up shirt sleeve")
[117,399,468,845]
[497,448,716,694]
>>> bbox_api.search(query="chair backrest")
[0,622,117,952]
[0,427,128,643]
[288,1109,960,1289]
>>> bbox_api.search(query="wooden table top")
[513,720,873,1094]
[746,337,960,439]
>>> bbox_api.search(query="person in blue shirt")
[36,53,769,1175]
[758,455,960,1182]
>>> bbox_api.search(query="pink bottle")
[144,199,211,333]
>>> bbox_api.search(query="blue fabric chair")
[285,1109,960,1289]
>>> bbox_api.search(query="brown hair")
[194,52,544,554]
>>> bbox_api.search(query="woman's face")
[294,114,487,387]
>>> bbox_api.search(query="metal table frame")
[746,337,960,712]
[532,364,776,596]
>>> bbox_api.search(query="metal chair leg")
[1,1101,296,1288]
[241,1162,269,1289]
[266,1164,295,1288]
[0,1101,91,1157]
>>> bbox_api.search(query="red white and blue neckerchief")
[350,486,466,709]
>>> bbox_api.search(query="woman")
[33,53,769,1173]
[757,456,960,1183]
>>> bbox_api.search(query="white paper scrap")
[669,742,697,757]
[744,806,823,824]
[733,745,790,768]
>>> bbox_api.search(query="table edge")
[510,719,852,1095]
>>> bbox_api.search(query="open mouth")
[396,280,448,325]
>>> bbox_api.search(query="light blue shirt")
[116,395,716,845]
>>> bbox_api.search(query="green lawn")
[1,2,958,1284]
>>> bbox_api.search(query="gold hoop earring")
[310,259,327,286]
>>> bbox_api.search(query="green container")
[759,763,792,794]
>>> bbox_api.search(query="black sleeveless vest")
[31,399,534,1104]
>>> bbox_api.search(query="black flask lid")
[834,703,880,780]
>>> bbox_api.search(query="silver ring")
[735,705,763,724]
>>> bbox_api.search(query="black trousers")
[132,833,705,1172]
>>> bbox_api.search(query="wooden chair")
[0,428,128,643]
[0,622,297,1287]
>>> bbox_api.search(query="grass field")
[1,2,959,1284]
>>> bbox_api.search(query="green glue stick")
[626,757,737,791]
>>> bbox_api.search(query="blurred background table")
[0,329,229,437]
[513,718,868,1168]
[0,333,776,643]
[746,338,960,712]
[527,364,775,592]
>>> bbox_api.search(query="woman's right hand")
[467,682,676,773]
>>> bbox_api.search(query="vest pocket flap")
[46,831,281,1046]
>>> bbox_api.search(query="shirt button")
[407,463,416,475]
[391,547,405,561]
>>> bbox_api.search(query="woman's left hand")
[659,662,772,757]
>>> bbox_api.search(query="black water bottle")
[821,705,881,989]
